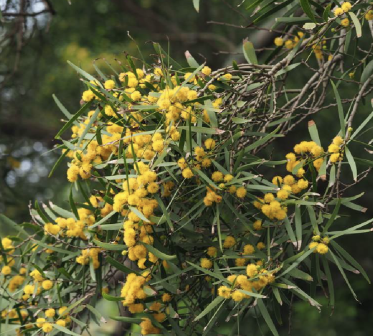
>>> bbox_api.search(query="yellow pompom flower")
[264,193,275,203]
[42,280,53,290]
[200,258,213,269]
[257,242,265,250]
[365,10,373,20]
[82,90,95,102]
[274,37,284,47]
[236,187,247,198]
[253,220,262,230]
[231,290,245,302]
[204,138,216,149]
[272,176,283,185]
[202,66,212,76]
[162,293,172,302]
[211,171,224,182]
[316,243,329,254]
[309,241,319,251]
[223,236,236,248]
[42,323,53,333]
[246,264,258,278]
[45,309,55,318]
[341,2,352,12]
[340,18,349,27]
[1,265,12,275]
[277,189,289,200]
[56,320,66,327]
[182,168,194,179]
[104,80,115,90]
[207,246,217,257]
[218,286,232,299]
[243,244,255,255]
[285,40,293,49]
[334,7,344,16]
[333,135,344,146]
[330,153,340,163]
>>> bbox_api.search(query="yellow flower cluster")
[254,193,288,221]
[76,248,101,269]
[328,135,344,163]
[218,266,276,302]
[33,306,71,333]
[291,140,324,172]
[45,208,95,240]
[121,272,151,310]
[309,235,330,254]
[365,10,373,20]
[273,32,304,49]
[334,2,352,17]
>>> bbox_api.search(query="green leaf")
[53,324,82,336]
[257,298,279,336]
[322,3,332,22]
[281,249,314,277]
[102,292,124,302]
[275,17,310,24]
[308,120,321,145]
[93,239,126,251]
[77,108,100,146]
[106,255,140,275]
[154,195,174,231]
[194,296,225,321]
[253,0,293,24]
[349,12,362,38]
[193,0,200,12]
[178,126,223,135]
[331,80,345,137]
[53,94,74,120]
[330,250,358,301]
[111,316,143,323]
[67,60,96,81]
[323,199,341,233]
[350,110,373,140]
[142,243,176,260]
[187,261,225,280]
[295,206,302,251]
[321,258,335,307]
[89,210,116,229]
[48,150,69,178]
[86,304,107,324]
[153,42,182,70]
[243,39,258,65]
[128,206,150,223]
[49,202,76,219]
[55,102,90,139]
[69,186,79,220]
[185,50,200,68]
[0,215,28,237]
[300,0,316,22]
[360,60,373,84]
[345,147,357,181]
[330,240,370,283]
[287,268,313,281]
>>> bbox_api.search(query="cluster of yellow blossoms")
[274,32,304,50]
[120,271,172,334]
[76,247,101,269]
[333,2,352,17]
[218,264,276,302]
[328,135,345,163]
[309,235,330,254]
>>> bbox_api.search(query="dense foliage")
[1,1,373,335]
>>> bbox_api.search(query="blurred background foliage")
[0,0,373,335]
